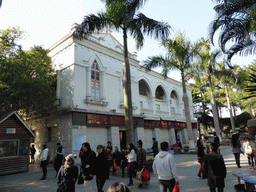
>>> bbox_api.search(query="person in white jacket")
[126,143,137,186]
[39,144,49,180]
[153,141,178,192]
[243,137,254,170]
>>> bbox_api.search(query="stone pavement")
[0,145,255,192]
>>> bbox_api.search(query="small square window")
[140,101,143,108]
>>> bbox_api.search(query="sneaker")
[40,177,46,180]
[128,183,133,186]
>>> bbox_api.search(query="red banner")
[87,114,138,126]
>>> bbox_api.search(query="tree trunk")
[224,85,235,133]
[181,70,194,142]
[210,92,221,137]
[123,29,134,145]
[208,75,221,137]
[249,104,255,118]
[183,93,194,141]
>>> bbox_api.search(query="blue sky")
[0,0,255,82]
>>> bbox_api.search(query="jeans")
[234,153,241,167]
[210,186,224,192]
[159,179,175,192]
[247,154,255,168]
[96,175,106,192]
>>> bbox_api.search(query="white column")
[86,66,91,99]
[193,129,199,139]
[100,71,105,101]
[153,128,161,143]
[118,73,123,104]
[135,127,145,145]
[183,129,189,144]
[169,128,176,145]
[109,126,120,150]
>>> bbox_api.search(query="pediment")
[88,33,124,53]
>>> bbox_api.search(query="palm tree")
[194,38,222,137]
[215,61,240,133]
[210,0,256,66]
[143,32,196,145]
[74,0,170,144]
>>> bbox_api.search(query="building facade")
[29,27,197,158]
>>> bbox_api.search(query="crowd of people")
[35,131,256,192]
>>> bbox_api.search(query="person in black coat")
[54,143,65,176]
[95,145,109,192]
[197,135,205,178]
[79,142,96,191]
[57,154,78,192]
[121,148,128,178]
[152,138,159,157]
[112,146,121,175]
[204,142,227,192]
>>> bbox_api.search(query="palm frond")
[132,13,171,40]
[74,12,114,40]
[226,40,256,66]
[143,55,178,78]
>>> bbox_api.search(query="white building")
[29,26,197,158]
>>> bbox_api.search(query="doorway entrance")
[119,130,126,150]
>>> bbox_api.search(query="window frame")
[91,60,101,101]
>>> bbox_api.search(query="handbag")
[143,168,150,182]
[172,182,180,192]
[113,161,118,170]
[57,183,67,192]
[245,145,253,155]
[77,170,84,185]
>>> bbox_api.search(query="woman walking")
[57,154,78,192]
[95,145,109,192]
[126,143,137,186]
[243,137,254,170]
[197,135,205,178]
[231,132,243,168]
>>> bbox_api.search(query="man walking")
[39,144,49,180]
[153,141,178,192]
[152,137,159,157]
[204,142,227,192]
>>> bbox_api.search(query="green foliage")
[0,28,57,118]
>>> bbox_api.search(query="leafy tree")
[194,38,222,137]
[0,28,57,118]
[210,0,256,66]
[74,0,170,144]
[143,32,196,143]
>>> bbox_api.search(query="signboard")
[6,128,16,134]
[73,135,86,152]
[144,120,174,128]
[87,114,138,126]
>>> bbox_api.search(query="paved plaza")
[0,145,255,192]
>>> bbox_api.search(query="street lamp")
[194,113,202,136]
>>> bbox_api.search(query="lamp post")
[194,113,202,136]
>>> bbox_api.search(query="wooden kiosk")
[0,111,35,175]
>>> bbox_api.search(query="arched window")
[170,91,179,113]
[91,60,100,101]
[139,80,150,96]
[155,86,165,100]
